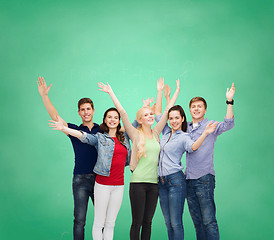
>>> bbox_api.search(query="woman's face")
[138,108,154,126]
[168,110,184,132]
[104,111,120,129]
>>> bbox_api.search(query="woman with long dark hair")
[49,107,131,240]
[154,83,217,240]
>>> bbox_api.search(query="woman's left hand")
[98,82,113,94]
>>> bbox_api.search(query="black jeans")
[129,183,159,240]
[72,174,96,240]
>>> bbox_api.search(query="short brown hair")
[189,97,207,109]
[78,98,94,110]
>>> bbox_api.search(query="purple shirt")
[185,117,235,179]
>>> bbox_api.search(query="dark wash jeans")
[129,183,159,240]
[72,174,96,240]
[158,171,187,240]
[186,174,220,240]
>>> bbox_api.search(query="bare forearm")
[108,91,125,112]
[225,104,234,119]
[62,126,83,139]
[166,88,180,110]
[192,132,208,150]
[155,90,163,116]
[41,95,59,121]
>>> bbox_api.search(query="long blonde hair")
[136,107,151,159]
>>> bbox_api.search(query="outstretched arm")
[225,83,235,119]
[97,82,137,139]
[37,76,68,128]
[49,116,98,145]
[49,116,82,138]
[155,77,164,116]
[192,122,218,150]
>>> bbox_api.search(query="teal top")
[130,135,160,184]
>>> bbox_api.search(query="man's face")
[190,101,207,121]
[78,103,95,123]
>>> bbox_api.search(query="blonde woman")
[98,79,179,240]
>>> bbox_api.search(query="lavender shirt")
[185,117,235,179]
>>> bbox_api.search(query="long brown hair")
[100,108,125,144]
[168,105,187,132]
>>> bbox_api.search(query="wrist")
[226,99,234,105]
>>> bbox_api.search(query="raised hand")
[49,115,65,131]
[204,122,218,135]
[142,97,155,107]
[98,82,113,94]
[157,77,165,92]
[226,83,235,101]
[37,76,52,96]
[176,78,180,90]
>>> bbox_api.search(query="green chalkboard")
[0,0,273,239]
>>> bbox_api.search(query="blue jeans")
[158,171,187,240]
[72,174,96,240]
[186,174,219,240]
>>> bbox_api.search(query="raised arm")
[165,79,180,110]
[225,83,235,119]
[37,76,68,127]
[155,77,164,116]
[154,79,180,134]
[164,84,171,107]
[97,82,137,139]
[191,122,218,150]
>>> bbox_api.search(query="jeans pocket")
[73,175,84,184]
[168,176,185,187]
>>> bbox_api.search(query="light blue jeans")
[158,171,187,240]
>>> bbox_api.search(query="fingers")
[176,78,180,88]
[38,76,43,86]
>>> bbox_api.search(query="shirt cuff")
[80,132,87,142]
[155,114,162,123]
[224,116,235,122]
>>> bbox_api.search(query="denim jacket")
[80,131,131,176]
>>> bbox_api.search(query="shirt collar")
[189,118,208,127]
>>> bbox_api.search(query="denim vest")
[81,132,131,176]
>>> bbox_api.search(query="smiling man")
[37,77,100,240]
[185,83,235,240]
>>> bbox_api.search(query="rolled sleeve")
[184,134,194,153]
[214,117,235,136]
[80,132,98,146]
[79,132,88,142]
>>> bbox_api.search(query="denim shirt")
[80,131,131,176]
[185,117,235,179]
[155,115,194,177]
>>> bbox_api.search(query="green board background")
[1,0,273,239]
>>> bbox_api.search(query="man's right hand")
[37,76,52,96]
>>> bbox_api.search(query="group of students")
[37,76,235,240]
